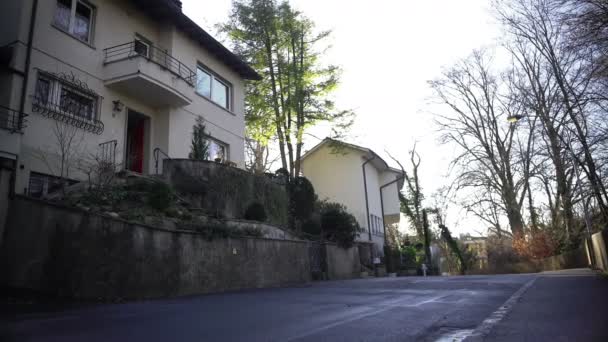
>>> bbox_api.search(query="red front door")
[127,111,147,173]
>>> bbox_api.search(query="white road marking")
[455,277,538,341]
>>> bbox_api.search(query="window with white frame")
[196,66,231,110]
[206,137,228,162]
[34,73,98,121]
[53,0,95,43]
[369,214,384,236]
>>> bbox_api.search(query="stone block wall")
[162,159,288,226]
[0,196,310,300]
[325,244,360,280]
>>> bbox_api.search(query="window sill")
[194,92,236,117]
[51,24,96,50]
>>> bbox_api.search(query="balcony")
[103,41,195,107]
[0,105,27,133]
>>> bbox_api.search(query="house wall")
[0,0,247,194]
[300,144,400,253]
[300,144,367,232]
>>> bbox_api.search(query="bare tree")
[496,0,608,222]
[396,144,424,237]
[245,137,278,174]
[431,50,530,236]
[32,120,85,195]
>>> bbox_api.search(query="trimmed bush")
[244,202,267,222]
[146,181,173,211]
[320,202,360,248]
[288,177,317,224]
[302,219,322,235]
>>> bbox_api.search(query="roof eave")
[128,0,261,81]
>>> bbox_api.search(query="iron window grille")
[32,70,104,134]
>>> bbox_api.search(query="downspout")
[362,155,375,242]
[379,171,406,246]
[18,0,38,129]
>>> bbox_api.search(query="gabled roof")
[128,0,261,81]
[301,138,405,188]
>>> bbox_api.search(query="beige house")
[300,138,404,254]
[0,0,259,197]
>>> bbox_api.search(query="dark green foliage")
[189,117,209,161]
[401,245,418,268]
[244,202,267,222]
[320,202,360,248]
[288,176,317,224]
[422,209,432,266]
[440,223,467,275]
[146,181,173,211]
[301,219,322,235]
[384,246,402,273]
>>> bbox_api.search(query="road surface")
[1,269,606,341]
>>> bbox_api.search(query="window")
[369,215,383,236]
[196,66,231,110]
[134,39,150,58]
[28,172,77,198]
[206,137,228,162]
[370,214,376,234]
[53,0,94,43]
[34,74,99,121]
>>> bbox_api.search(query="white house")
[0,0,259,197]
[300,138,404,254]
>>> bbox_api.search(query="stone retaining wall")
[0,196,309,300]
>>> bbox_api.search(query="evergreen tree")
[189,117,209,161]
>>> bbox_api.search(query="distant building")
[300,138,404,255]
[461,235,488,271]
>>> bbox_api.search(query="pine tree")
[189,117,209,160]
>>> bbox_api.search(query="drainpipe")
[362,155,376,242]
[18,0,38,129]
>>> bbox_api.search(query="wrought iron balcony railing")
[0,105,27,133]
[103,41,196,86]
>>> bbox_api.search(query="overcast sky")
[182,0,502,236]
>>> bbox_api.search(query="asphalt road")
[1,269,606,341]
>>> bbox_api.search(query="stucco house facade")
[0,0,259,197]
[300,138,404,254]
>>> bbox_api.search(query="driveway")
[1,269,606,341]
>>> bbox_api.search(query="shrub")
[244,202,267,222]
[302,219,322,236]
[288,177,317,224]
[401,245,418,268]
[320,202,360,248]
[146,181,173,211]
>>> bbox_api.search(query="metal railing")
[153,147,171,175]
[99,139,118,168]
[103,41,196,86]
[32,71,104,134]
[0,105,27,133]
